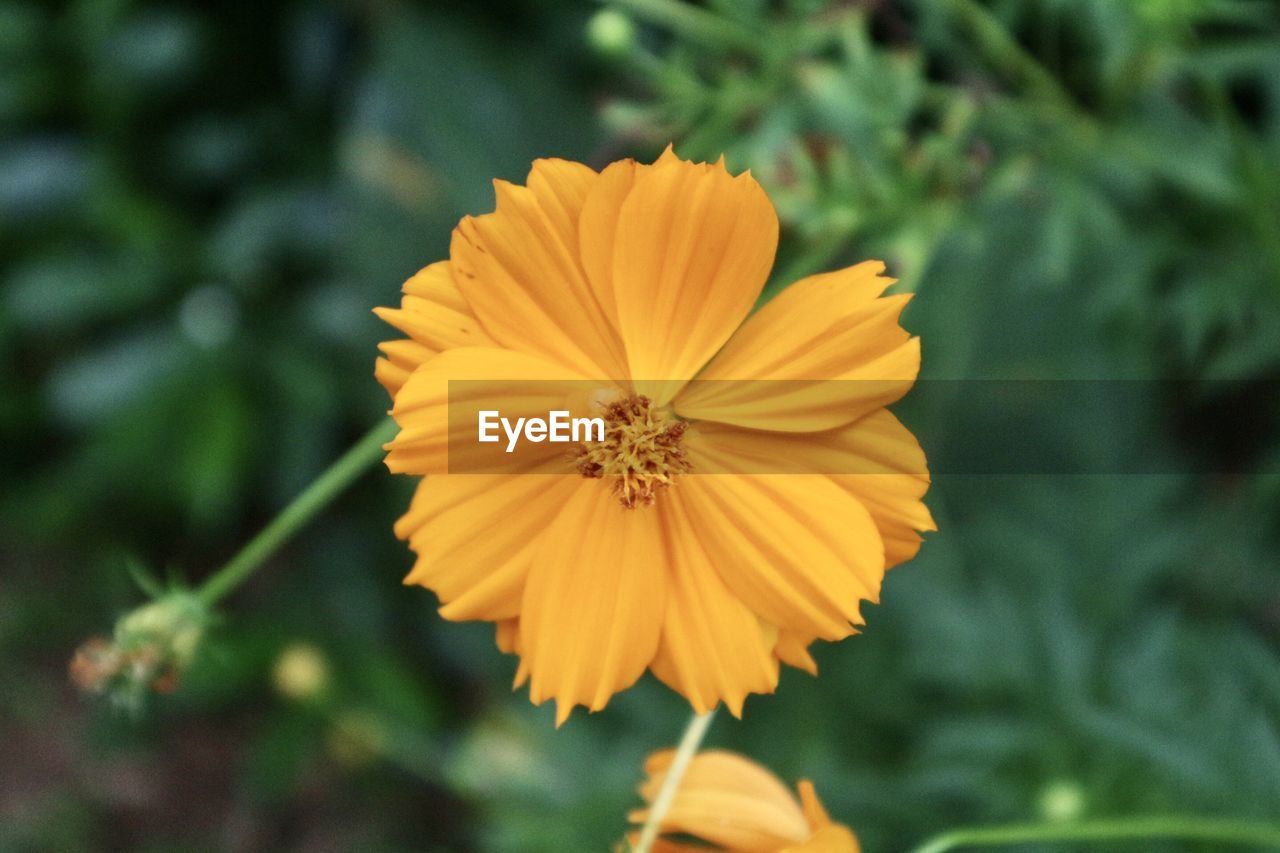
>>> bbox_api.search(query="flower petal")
[374,338,432,399]
[648,498,780,716]
[374,261,498,396]
[395,475,583,622]
[782,824,862,853]
[631,749,810,851]
[449,159,628,378]
[670,468,885,640]
[577,157,639,328]
[520,483,666,725]
[686,409,934,568]
[674,261,919,431]
[610,155,778,405]
[797,780,832,829]
[774,630,820,676]
[384,346,591,476]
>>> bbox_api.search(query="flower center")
[576,394,691,509]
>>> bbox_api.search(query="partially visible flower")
[627,749,860,852]
[70,591,207,711]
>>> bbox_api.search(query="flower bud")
[70,591,208,711]
[1038,778,1086,822]
[586,9,636,58]
[272,643,329,702]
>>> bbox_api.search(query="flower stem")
[198,419,398,606]
[632,709,717,853]
[911,817,1280,853]
[937,0,1077,114]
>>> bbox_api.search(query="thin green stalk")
[631,709,717,853]
[604,0,760,52]
[198,419,398,606]
[937,0,1077,114]
[911,817,1280,853]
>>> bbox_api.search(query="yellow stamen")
[576,394,691,508]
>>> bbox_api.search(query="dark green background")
[2,0,1278,849]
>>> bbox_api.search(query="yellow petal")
[383,346,591,476]
[450,159,628,378]
[495,619,520,654]
[375,339,432,398]
[797,780,832,829]
[395,474,583,621]
[494,619,532,689]
[672,469,885,641]
[520,483,666,725]
[781,824,861,853]
[610,155,778,405]
[373,261,497,397]
[631,749,810,851]
[674,261,919,431]
[686,410,934,569]
[774,630,820,676]
[648,498,780,716]
[577,158,639,328]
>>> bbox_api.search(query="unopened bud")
[1038,779,1086,822]
[70,591,208,711]
[587,9,635,58]
[273,643,329,702]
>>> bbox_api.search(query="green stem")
[632,709,717,853]
[911,817,1280,853]
[938,0,1077,114]
[198,419,399,606]
[603,0,760,52]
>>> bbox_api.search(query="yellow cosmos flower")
[375,147,934,724]
[627,749,860,852]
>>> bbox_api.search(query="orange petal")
[774,630,820,676]
[609,155,778,406]
[577,158,639,328]
[782,824,861,853]
[520,483,666,725]
[631,749,810,851]
[383,346,592,476]
[449,159,628,378]
[395,475,583,621]
[648,499,780,716]
[686,410,934,569]
[797,780,832,829]
[373,261,499,396]
[674,261,919,431]
[670,470,885,641]
[495,619,520,654]
[494,620,532,689]
[375,338,433,398]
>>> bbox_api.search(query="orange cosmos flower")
[627,749,860,852]
[375,147,933,724]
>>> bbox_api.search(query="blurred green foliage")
[2,0,1279,850]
